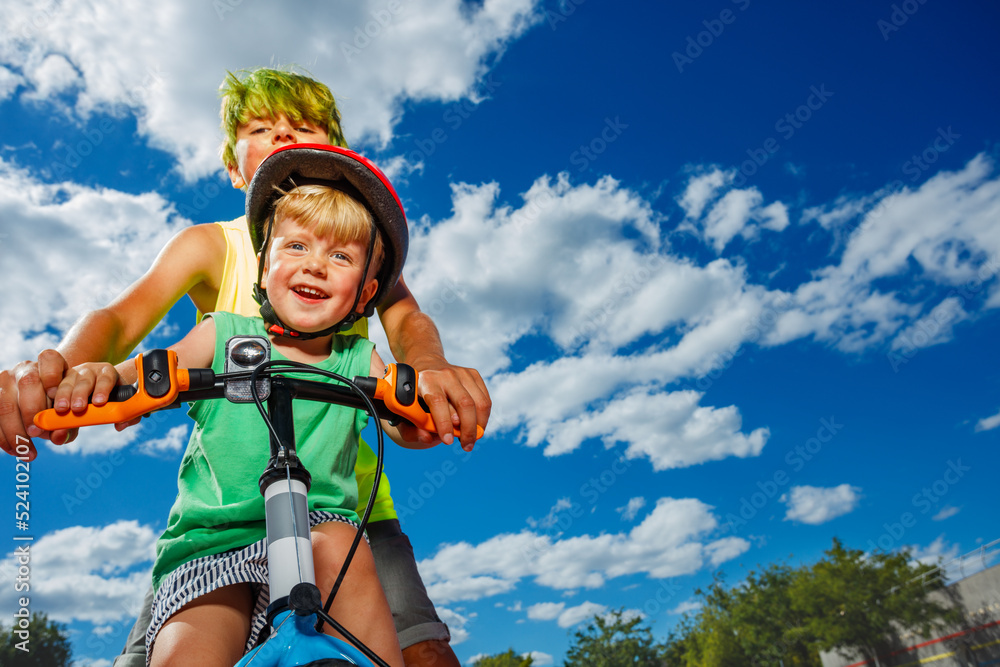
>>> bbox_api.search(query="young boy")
[53,145,435,666]
[0,68,479,666]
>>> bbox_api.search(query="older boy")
[0,68,483,667]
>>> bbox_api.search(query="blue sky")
[1,0,999,664]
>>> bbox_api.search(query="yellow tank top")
[205,217,395,522]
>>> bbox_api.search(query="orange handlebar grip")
[34,350,189,431]
[374,364,484,440]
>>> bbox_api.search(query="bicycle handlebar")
[34,349,485,441]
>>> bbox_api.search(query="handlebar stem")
[258,376,316,619]
[257,377,312,496]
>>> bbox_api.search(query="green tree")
[681,606,746,667]
[675,575,748,667]
[475,648,534,666]
[727,565,821,666]
[564,608,665,667]
[660,619,695,667]
[790,538,961,665]
[0,612,72,667]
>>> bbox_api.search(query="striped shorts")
[145,511,361,665]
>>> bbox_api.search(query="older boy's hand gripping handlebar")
[352,363,485,440]
[34,350,485,441]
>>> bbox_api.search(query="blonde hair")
[219,68,349,170]
[268,184,384,278]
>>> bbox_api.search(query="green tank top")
[152,312,374,591]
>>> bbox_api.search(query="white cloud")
[677,168,732,219]
[975,408,1000,433]
[540,386,769,469]
[781,484,861,525]
[702,188,762,252]
[774,155,1000,352]
[43,410,190,458]
[0,158,189,371]
[427,576,517,604]
[670,599,702,616]
[556,601,608,628]
[419,497,748,603]
[0,521,155,624]
[758,200,789,232]
[617,497,646,521]
[406,174,662,370]
[528,600,621,628]
[932,505,961,521]
[24,53,80,101]
[403,174,774,467]
[527,601,564,620]
[706,536,754,566]
[137,424,189,456]
[437,606,473,645]
[800,186,891,232]
[908,535,960,568]
[527,498,575,529]
[676,169,789,252]
[890,297,968,351]
[0,0,543,180]
[46,423,143,458]
[0,65,25,101]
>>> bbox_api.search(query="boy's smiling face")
[260,216,378,334]
[227,113,331,189]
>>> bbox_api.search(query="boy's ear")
[356,278,379,314]
[227,161,247,190]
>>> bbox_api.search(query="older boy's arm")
[0,225,224,457]
[61,224,224,366]
[377,276,490,449]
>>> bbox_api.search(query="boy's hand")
[52,362,122,416]
[0,350,75,460]
[408,355,490,451]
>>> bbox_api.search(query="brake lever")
[358,363,485,441]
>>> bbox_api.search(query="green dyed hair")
[219,67,349,170]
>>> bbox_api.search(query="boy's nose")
[271,117,296,143]
[302,255,326,275]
